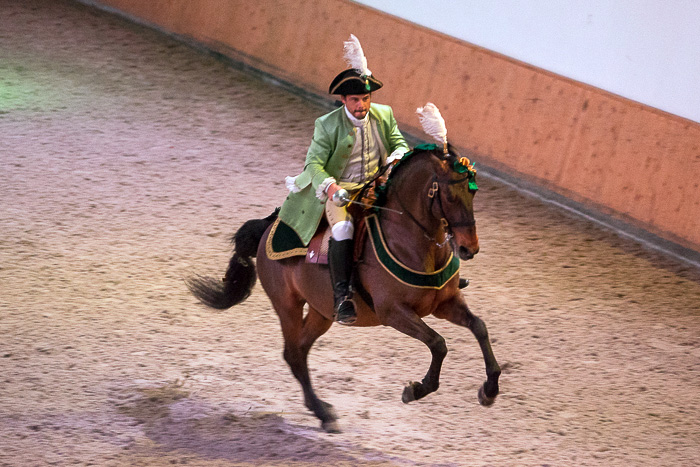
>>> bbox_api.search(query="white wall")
[353,0,700,123]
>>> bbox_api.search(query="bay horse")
[187,144,501,432]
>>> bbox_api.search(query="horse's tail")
[186,208,279,310]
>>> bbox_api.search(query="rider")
[278,35,409,325]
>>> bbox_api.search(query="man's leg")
[325,203,356,325]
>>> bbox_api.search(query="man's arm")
[385,107,409,162]
[303,117,340,201]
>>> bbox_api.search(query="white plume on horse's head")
[416,103,448,146]
[343,34,372,77]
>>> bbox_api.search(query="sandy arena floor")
[1,1,699,466]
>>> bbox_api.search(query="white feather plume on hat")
[416,103,448,148]
[343,34,372,77]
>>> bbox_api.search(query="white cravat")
[344,105,369,127]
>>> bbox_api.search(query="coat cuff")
[285,175,301,193]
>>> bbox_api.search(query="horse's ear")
[441,151,457,169]
[446,142,462,157]
[437,156,452,175]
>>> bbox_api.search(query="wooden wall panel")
[88,0,700,253]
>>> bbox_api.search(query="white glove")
[387,148,407,163]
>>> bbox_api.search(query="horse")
[186,143,501,433]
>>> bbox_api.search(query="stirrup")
[334,297,357,325]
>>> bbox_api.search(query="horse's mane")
[387,142,468,181]
[386,144,438,184]
[371,144,442,209]
[372,143,476,211]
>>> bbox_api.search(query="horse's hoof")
[321,420,341,433]
[402,382,417,403]
[478,384,497,406]
[320,401,338,420]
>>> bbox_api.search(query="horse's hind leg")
[435,299,500,406]
[278,303,338,432]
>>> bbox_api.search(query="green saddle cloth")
[265,218,308,259]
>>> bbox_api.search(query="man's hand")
[327,183,349,207]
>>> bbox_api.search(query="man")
[278,35,409,325]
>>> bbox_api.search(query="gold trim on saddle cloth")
[265,218,308,260]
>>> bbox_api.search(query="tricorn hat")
[329,69,383,95]
[328,35,383,95]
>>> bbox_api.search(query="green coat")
[278,103,408,245]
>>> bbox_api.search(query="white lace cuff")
[316,177,336,201]
[285,175,300,193]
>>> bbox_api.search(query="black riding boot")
[328,238,357,325]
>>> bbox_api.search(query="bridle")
[357,148,477,248]
[396,162,476,248]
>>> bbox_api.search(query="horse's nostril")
[459,247,474,260]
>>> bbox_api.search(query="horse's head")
[408,103,480,260]
[382,143,480,261]
[429,145,480,260]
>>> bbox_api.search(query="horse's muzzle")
[451,227,479,260]
[458,244,479,261]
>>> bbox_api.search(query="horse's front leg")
[382,307,448,403]
[434,296,500,406]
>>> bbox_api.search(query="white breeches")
[325,202,354,241]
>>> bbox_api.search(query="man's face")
[341,93,371,119]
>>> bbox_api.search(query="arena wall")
[82,0,700,257]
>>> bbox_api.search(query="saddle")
[305,216,368,265]
[265,213,368,265]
